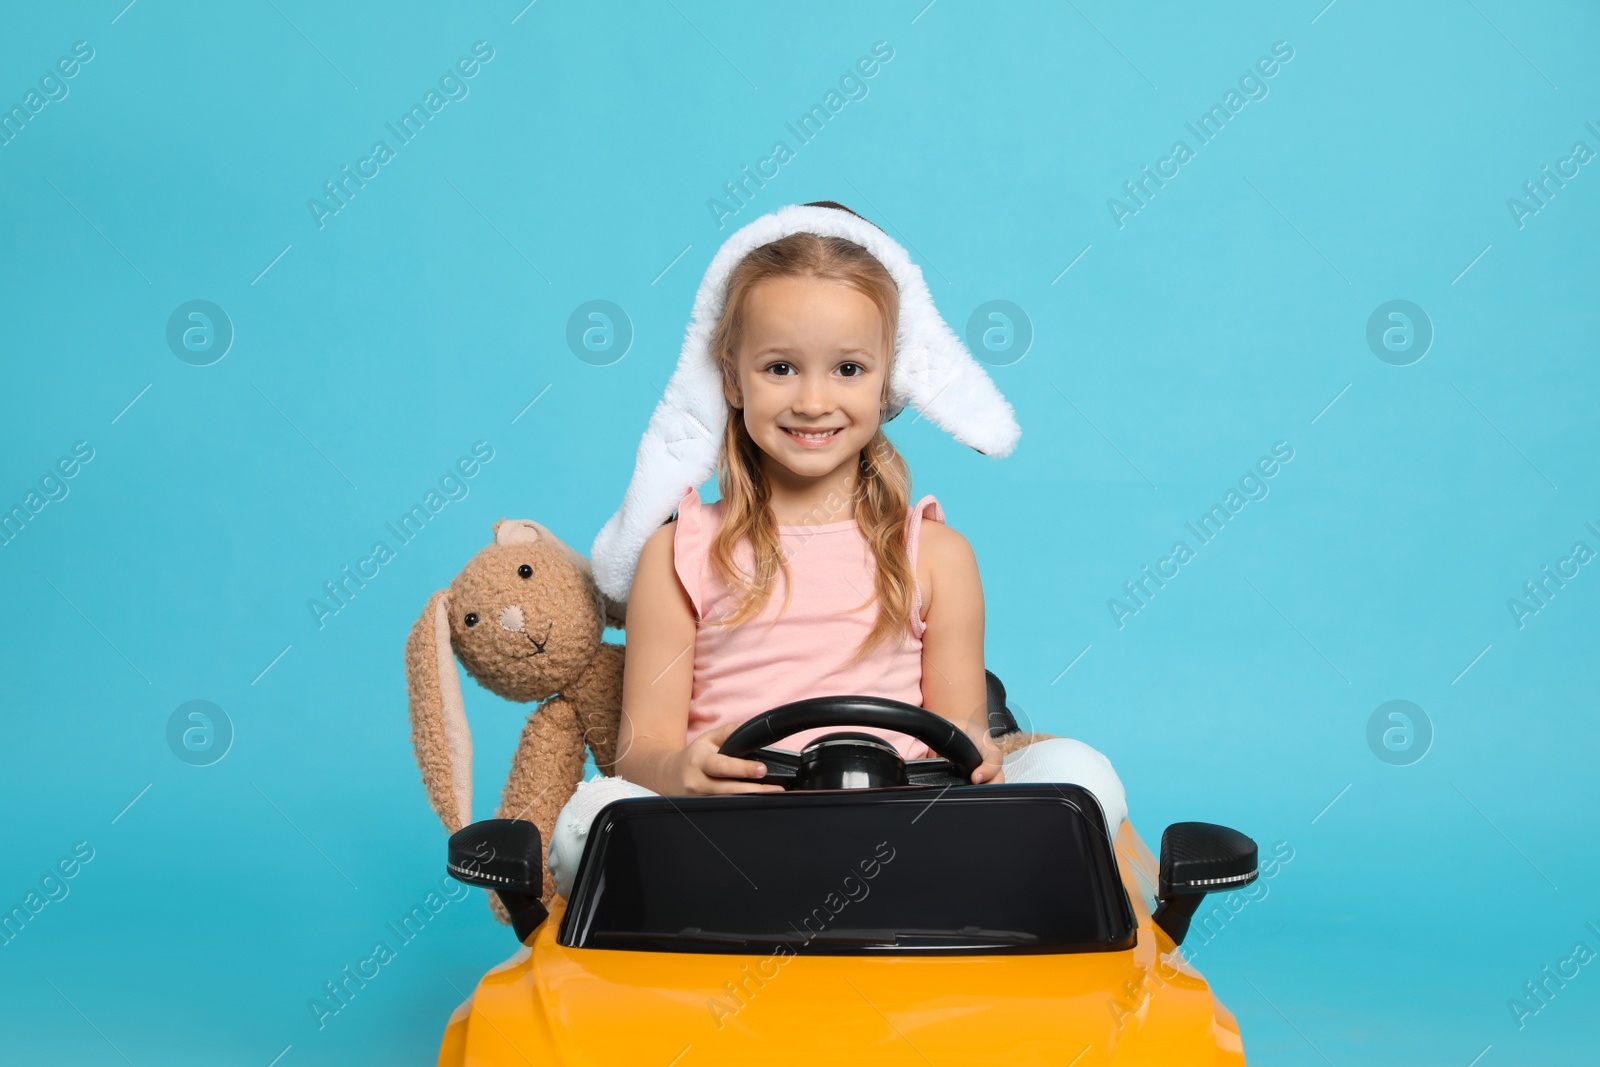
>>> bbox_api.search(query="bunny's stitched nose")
[498,605,526,633]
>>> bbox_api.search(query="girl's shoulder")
[909,498,978,614]
[915,505,972,572]
[915,510,963,546]
[916,518,975,571]
[632,489,711,622]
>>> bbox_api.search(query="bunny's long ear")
[405,590,473,832]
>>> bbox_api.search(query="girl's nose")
[795,377,832,415]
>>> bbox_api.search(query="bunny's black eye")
[517,564,532,579]
[464,612,479,627]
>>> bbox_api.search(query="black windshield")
[558,784,1135,956]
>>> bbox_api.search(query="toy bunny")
[405,518,625,918]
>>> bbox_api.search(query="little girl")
[554,204,1127,898]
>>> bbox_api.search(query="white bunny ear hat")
[589,200,1021,605]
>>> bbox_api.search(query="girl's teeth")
[788,428,838,440]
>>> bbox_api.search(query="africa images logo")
[306,42,495,230]
[1107,40,1295,229]
[1107,441,1295,629]
[706,40,895,229]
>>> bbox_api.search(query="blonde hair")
[701,229,916,667]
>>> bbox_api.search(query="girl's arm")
[918,522,1006,784]
[613,522,782,795]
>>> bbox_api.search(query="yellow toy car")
[439,685,1257,1064]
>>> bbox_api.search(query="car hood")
[445,920,1245,1065]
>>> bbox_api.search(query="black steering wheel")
[718,695,984,790]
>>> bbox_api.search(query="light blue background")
[3,1,1597,1064]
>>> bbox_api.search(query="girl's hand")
[665,721,788,796]
[969,724,1006,785]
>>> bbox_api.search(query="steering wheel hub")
[796,731,909,791]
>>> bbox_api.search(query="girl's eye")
[839,362,864,377]
[766,361,793,376]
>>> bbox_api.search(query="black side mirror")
[1150,822,1258,946]
[447,819,548,943]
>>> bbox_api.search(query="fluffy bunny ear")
[404,590,473,832]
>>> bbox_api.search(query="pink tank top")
[672,485,945,761]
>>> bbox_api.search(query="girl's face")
[730,275,889,486]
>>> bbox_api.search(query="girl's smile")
[780,425,845,447]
